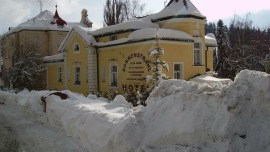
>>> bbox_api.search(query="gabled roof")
[58,25,96,52]
[143,0,206,22]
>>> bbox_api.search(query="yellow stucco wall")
[47,63,65,90]
[206,48,214,71]
[46,18,214,96]
[65,33,89,95]
[158,20,205,37]
[98,40,206,94]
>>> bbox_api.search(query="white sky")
[0,0,270,34]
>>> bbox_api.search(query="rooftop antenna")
[37,0,45,13]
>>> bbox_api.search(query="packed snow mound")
[1,70,270,152]
[143,70,270,151]
[190,75,232,85]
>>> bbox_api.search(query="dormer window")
[110,35,117,41]
[74,43,80,52]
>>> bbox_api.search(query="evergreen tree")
[215,19,230,78]
[146,30,169,87]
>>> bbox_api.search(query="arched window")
[74,43,80,52]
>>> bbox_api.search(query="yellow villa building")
[44,0,217,96]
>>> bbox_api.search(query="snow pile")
[190,75,232,85]
[1,70,270,152]
[141,70,270,151]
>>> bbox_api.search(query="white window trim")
[193,37,203,66]
[173,62,184,79]
[74,65,81,86]
[57,66,62,82]
[73,42,80,54]
[110,64,118,87]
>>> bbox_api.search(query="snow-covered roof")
[143,0,206,22]
[43,52,64,63]
[58,25,96,52]
[90,20,159,37]
[129,28,193,41]
[205,33,217,47]
[5,10,82,35]
[95,28,193,47]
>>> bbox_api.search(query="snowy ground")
[0,70,270,152]
[0,98,88,152]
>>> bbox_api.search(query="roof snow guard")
[51,5,67,27]
[150,0,206,22]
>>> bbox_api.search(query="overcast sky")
[0,0,270,34]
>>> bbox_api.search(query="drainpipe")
[205,46,209,72]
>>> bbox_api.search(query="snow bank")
[1,70,270,152]
[142,70,270,151]
[190,75,232,85]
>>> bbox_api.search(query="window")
[74,66,81,85]
[58,67,62,82]
[110,65,118,86]
[194,43,202,65]
[110,35,117,41]
[101,66,105,82]
[74,43,80,52]
[174,63,184,79]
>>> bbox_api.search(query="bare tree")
[2,50,45,90]
[122,0,148,20]
[260,53,270,74]
[103,0,149,26]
